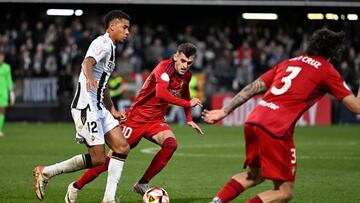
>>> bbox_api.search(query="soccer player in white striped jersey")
[33,10,131,203]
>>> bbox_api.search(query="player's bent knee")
[112,142,130,155]
[162,137,177,150]
[245,171,263,184]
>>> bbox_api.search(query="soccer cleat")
[33,166,48,201]
[209,197,222,203]
[65,181,79,203]
[133,182,150,196]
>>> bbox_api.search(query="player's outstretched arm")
[222,78,268,114]
[187,121,204,135]
[202,78,268,124]
[342,83,360,113]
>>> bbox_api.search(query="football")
[143,187,170,203]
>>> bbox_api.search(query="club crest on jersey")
[161,73,170,82]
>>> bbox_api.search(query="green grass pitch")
[0,123,359,203]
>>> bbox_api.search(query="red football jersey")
[246,55,352,137]
[127,58,192,123]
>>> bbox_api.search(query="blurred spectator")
[144,37,164,70]
[213,49,235,92]
[116,50,135,76]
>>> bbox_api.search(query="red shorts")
[120,118,172,149]
[243,124,296,182]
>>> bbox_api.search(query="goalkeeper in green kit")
[0,52,15,136]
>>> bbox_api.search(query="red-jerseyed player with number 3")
[203,28,360,203]
[65,42,204,203]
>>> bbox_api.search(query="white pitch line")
[140,144,360,160]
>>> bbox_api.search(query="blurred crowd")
[1,11,360,101]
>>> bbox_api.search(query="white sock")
[102,158,125,202]
[42,154,86,179]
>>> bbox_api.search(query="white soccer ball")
[143,187,170,203]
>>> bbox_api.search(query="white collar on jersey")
[104,32,115,46]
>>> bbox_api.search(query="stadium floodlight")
[46,9,74,16]
[242,13,278,20]
[307,13,324,20]
[325,13,339,20]
[347,14,358,21]
[75,9,83,16]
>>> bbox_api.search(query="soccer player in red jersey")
[203,28,360,203]
[65,42,204,203]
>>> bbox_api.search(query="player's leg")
[33,108,107,201]
[67,121,142,203]
[134,127,176,195]
[210,124,264,203]
[67,124,126,198]
[72,151,112,190]
[33,144,104,201]
[64,147,109,203]
[140,129,177,182]
[210,166,264,203]
[102,125,130,202]
[246,180,294,203]
[246,126,296,203]
[0,107,5,136]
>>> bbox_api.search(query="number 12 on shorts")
[87,121,98,133]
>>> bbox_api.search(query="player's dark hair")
[305,28,345,61]
[177,43,197,57]
[104,10,131,28]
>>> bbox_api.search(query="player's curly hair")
[306,28,345,61]
[104,10,131,28]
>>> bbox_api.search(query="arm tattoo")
[222,79,268,114]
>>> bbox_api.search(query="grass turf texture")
[0,123,359,203]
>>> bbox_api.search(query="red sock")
[217,178,245,203]
[246,195,263,203]
[141,137,177,182]
[75,156,110,189]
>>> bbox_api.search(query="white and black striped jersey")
[71,32,116,111]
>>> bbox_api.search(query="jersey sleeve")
[85,38,111,63]
[182,74,192,122]
[324,65,353,100]
[260,65,277,87]
[154,64,191,107]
